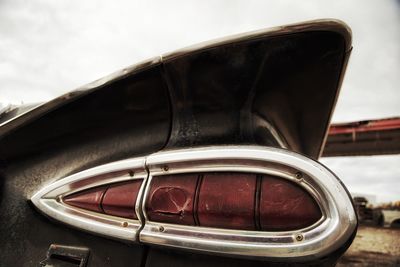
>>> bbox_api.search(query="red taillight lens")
[63,180,142,219]
[146,174,198,225]
[260,175,322,230]
[63,172,322,230]
[197,173,256,230]
[145,172,322,231]
[102,180,142,219]
[64,186,106,213]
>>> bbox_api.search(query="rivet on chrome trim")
[295,233,304,241]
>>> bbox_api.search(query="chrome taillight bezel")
[140,146,356,259]
[30,158,148,241]
[31,146,356,260]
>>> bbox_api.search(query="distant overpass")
[323,117,400,157]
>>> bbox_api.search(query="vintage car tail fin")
[2,20,356,266]
[0,19,351,161]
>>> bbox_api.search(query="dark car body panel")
[0,20,353,266]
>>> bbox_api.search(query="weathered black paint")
[163,31,347,158]
[0,65,171,267]
[0,22,354,267]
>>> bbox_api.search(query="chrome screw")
[295,172,303,180]
[295,233,304,241]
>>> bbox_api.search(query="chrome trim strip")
[40,199,139,241]
[31,157,148,242]
[140,146,356,259]
[256,116,289,149]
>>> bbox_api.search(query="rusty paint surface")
[329,117,400,135]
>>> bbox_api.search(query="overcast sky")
[0,0,399,203]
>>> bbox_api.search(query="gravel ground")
[337,226,400,266]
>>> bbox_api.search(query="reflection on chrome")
[32,146,356,260]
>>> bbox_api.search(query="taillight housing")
[140,147,357,259]
[32,146,357,260]
[31,158,147,241]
